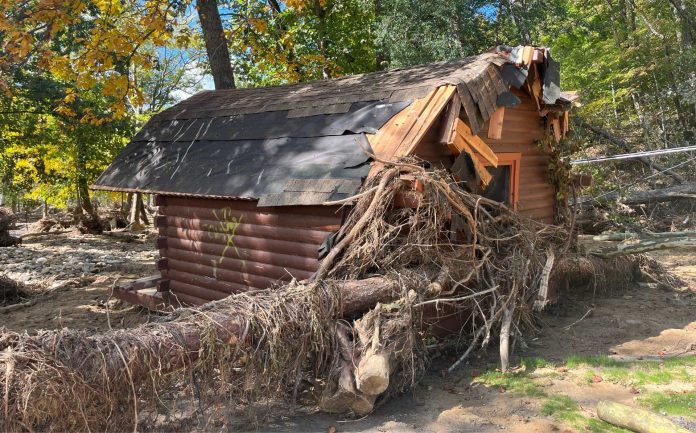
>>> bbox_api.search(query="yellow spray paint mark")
[203,207,243,264]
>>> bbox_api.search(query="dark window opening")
[482,165,511,205]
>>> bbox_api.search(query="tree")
[197,0,236,89]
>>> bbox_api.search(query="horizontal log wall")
[156,196,342,304]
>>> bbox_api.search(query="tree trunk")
[74,139,97,217]
[669,0,696,48]
[578,121,685,184]
[590,236,696,258]
[196,0,235,90]
[610,182,696,205]
[1,276,400,385]
[597,400,692,433]
[594,230,696,241]
[129,192,149,226]
[138,195,149,225]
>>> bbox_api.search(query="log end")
[356,351,390,396]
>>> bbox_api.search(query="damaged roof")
[93,47,562,203]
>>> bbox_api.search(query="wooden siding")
[413,89,555,224]
[482,90,554,223]
[155,196,342,305]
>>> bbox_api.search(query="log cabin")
[93,45,575,309]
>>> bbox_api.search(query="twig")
[413,286,498,308]
[0,299,35,314]
[563,308,593,330]
[448,326,487,373]
[322,186,378,205]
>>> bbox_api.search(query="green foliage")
[0,72,133,208]
[226,0,377,85]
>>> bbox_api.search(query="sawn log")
[597,400,691,433]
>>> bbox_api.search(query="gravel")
[0,233,158,287]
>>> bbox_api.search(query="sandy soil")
[1,232,695,432]
[263,243,696,433]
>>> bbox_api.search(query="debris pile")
[0,163,661,432]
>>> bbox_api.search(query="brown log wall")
[482,90,555,223]
[156,196,342,304]
[413,88,555,224]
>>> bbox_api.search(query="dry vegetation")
[0,163,688,432]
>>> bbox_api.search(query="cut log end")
[356,350,391,395]
[597,400,692,433]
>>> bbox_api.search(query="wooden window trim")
[485,153,521,210]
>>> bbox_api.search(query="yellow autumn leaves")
[1,0,186,121]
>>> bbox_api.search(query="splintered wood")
[368,85,457,174]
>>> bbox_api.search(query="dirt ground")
[1,232,695,432]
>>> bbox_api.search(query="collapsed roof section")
[93,46,568,203]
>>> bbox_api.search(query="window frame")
[485,152,521,210]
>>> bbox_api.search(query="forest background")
[1,0,694,219]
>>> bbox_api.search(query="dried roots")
[0,161,654,431]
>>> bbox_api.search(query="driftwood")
[594,230,696,241]
[590,237,696,257]
[597,401,691,433]
[0,299,35,314]
[619,182,696,205]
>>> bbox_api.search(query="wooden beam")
[399,85,457,156]
[522,46,534,66]
[552,116,561,143]
[369,89,438,158]
[532,48,544,63]
[487,107,505,140]
[452,133,493,186]
[455,119,498,167]
[438,99,462,145]
[529,64,542,111]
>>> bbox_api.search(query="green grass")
[641,392,696,417]
[474,369,546,398]
[566,355,696,387]
[473,355,696,431]
[540,394,632,432]
[540,395,578,417]
[520,357,556,370]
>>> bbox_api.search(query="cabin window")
[482,153,521,210]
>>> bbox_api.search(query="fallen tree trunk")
[619,182,696,205]
[0,277,401,431]
[597,400,691,433]
[593,230,696,241]
[590,237,696,257]
[578,122,685,184]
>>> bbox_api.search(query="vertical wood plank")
[487,107,505,140]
